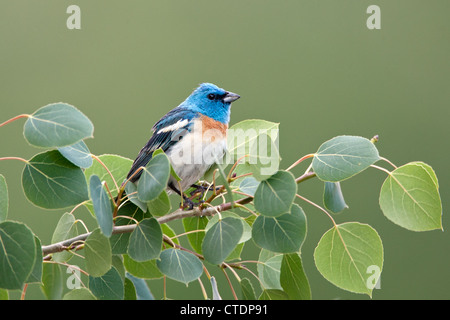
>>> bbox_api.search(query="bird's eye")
[207,93,216,100]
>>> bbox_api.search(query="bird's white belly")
[165,128,227,192]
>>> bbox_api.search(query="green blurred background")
[0,0,449,299]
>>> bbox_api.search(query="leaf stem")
[0,156,29,164]
[295,171,316,184]
[221,267,238,300]
[370,164,392,175]
[0,114,29,128]
[379,157,398,169]
[286,153,315,171]
[295,193,337,227]
[91,154,119,192]
[198,278,208,300]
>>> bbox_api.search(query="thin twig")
[0,114,29,128]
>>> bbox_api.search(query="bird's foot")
[189,183,221,197]
[181,196,204,210]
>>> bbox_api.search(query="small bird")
[126,83,240,208]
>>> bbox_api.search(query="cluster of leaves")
[0,103,443,300]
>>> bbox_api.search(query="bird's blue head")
[183,83,240,124]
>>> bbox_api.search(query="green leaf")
[312,135,380,182]
[240,278,256,300]
[153,148,181,182]
[280,253,311,300]
[89,267,124,300]
[63,288,97,300]
[259,289,289,300]
[202,217,244,265]
[124,181,148,212]
[247,133,280,181]
[41,262,63,300]
[147,190,171,216]
[254,170,297,217]
[22,150,89,209]
[58,140,93,169]
[161,223,180,245]
[0,221,36,289]
[324,182,348,213]
[110,202,148,254]
[205,212,251,244]
[24,102,94,148]
[257,250,283,290]
[84,229,112,277]
[156,248,203,284]
[379,162,442,231]
[314,222,383,297]
[126,273,154,300]
[89,175,113,237]
[137,153,170,202]
[26,236,43,283]
[124,277,137,300]
[0,289,8,300]
[51,213,78,263]
[0,175,8,222]
[252,203,307,253]
[123,255,163,279]
[239,176,260,197]
[85,154,133,197]
[127,218,162,261]
[227,119,279,159]
[183,216,208,254]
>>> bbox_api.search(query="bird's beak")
[223,91,240,103]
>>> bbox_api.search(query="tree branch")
[41,196,253,257]
[42,170,311,257]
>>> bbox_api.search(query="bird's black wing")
[126,108,196,182]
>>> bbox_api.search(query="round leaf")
[227,119,279,159]
[26,236,43,284]
[239,176,260,197]
[314,222,383,296]
[123,255,163,279]
[24,103,94,148]
[252,203,307,253]
[0,221,36,289]
[89,267,124,300]
[90,175,113,237]
[312,135,380,182]
[58,140,93,168]
[247,133,280,181]
[254,170,297,217]
[147,190,171,216]
[280,253,311,300]
[63,288,97,300]
[127,218,162,261]
[156,249,203,284]
[85,154,133,196]
[137,153,170,202]
[41,262,63,300]
[84,229,112,277]
[202,217,244,265]
[379,162,442,231]
[257,250,283,290]
[51,212,78,262]
[22,150,89,209]
[182,216,208,254]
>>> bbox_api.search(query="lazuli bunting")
[126,83,240,207]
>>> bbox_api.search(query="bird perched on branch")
[126,83,240,208]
